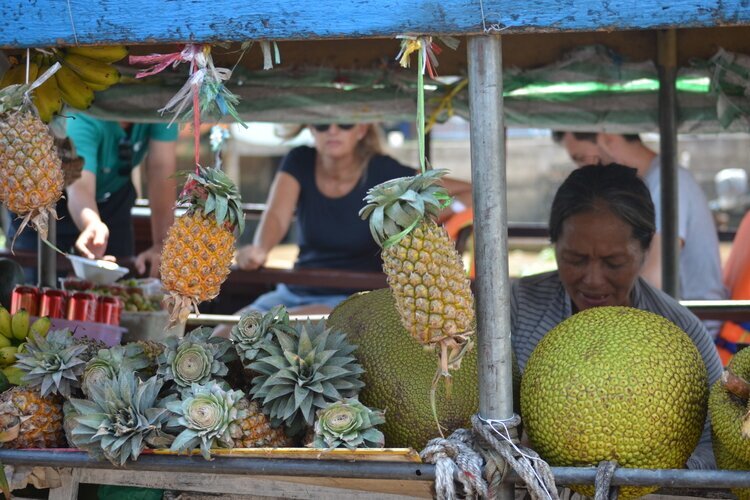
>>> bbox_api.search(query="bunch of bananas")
[0,45,128,123]
[0,306,51,370]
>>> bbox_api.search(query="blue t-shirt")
[280,146,415,294]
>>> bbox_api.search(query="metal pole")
[38,218,56,288]
[657,29,680,298]
[468,34,513,500]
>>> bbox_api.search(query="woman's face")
[555,206,647,311]
[310,123,369,159]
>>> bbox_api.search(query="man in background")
[7,114,178,278]
[552,131,727,337]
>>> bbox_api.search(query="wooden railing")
[1,249,749,324]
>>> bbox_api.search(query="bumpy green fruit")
[521,306,708,500]
[328,288,520,450]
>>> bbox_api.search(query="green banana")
[2,366,24,385]
[0,308,12,340]
[0,346,18,367]
[28,317,51,339]
[65,45,128,63]
[63,52,120,87]
[10,310,29,342]
[0,59,40,89]
[0,336,11,349]
[55,65,94,110]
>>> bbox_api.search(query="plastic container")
[119,310,185,343]
[47,317,125,347]
[66,255,129,285]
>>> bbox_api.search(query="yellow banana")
[28,316,51,339]
[32,64,63,123]
[65,45,128,63]
[0,346,18,367]
[0,307,12,340]
[0,335,11,349]
[2,366,24,385]
[10,310,29,342]
[55,65,94,110]
[63,52,120,87]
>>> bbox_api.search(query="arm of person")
[641,233,685,290]
[437,176,473,224]
[236,171,300,271]
[135,139,178,277]
[66,171,109,259]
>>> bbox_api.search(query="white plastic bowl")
[67,254,129,285]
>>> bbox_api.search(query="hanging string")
[65,0,79,45]
[191,56,201,171]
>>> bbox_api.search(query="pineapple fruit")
[232,398,292,448]
[0,84,64,243]
[160,167,243,325]
[0,386,65,448]
[360,169,475,381]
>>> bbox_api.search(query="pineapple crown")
[15,329,87,398]
[0,84,31,114]
[310,398,386,451]
[231,305,296,368]
[157,326,237,389]
[81,344,151,397]
[69,372,173,466]
[359,169,451,247]
[166,381,247,460]
[179,166,244,235]
[248,320,365,437]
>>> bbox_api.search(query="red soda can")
[39,289,68,319]
[66,292,98,322]
[96,296,122,326]
[10,286,39,315]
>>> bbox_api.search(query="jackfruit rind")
[713,429,750,500]
[709,346,750,464]
[521,306,708,499]
[327,288,515,450]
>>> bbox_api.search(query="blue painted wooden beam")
[2,0,749,48]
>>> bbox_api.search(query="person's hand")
[135,244,163,278]
[236,245,268,271]
[75,221,109,259]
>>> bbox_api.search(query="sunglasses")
[312,123,355,132]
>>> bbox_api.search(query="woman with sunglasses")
[233,122,472,316]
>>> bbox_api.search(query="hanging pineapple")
[0,84,64,243]
[360,169,475,387]
[161,166,243,325]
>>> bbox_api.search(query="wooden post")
[468,33,514,500]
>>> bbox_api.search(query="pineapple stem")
[430,367,446,439]
[417,44,426,174]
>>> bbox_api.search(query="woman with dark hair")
[511,163,722,469]
[233,123,471,315]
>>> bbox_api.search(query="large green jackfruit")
[710,345,750,498]
[328,288,519,450]
[520,306,708,499]
[713,430,750,500]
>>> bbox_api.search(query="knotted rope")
[421,428,488,499]
[420,413,558,500]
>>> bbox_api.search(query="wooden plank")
[147,447,422,462]
[47,468,79,500]
[74,468,433,499]
[1,0,749,48]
